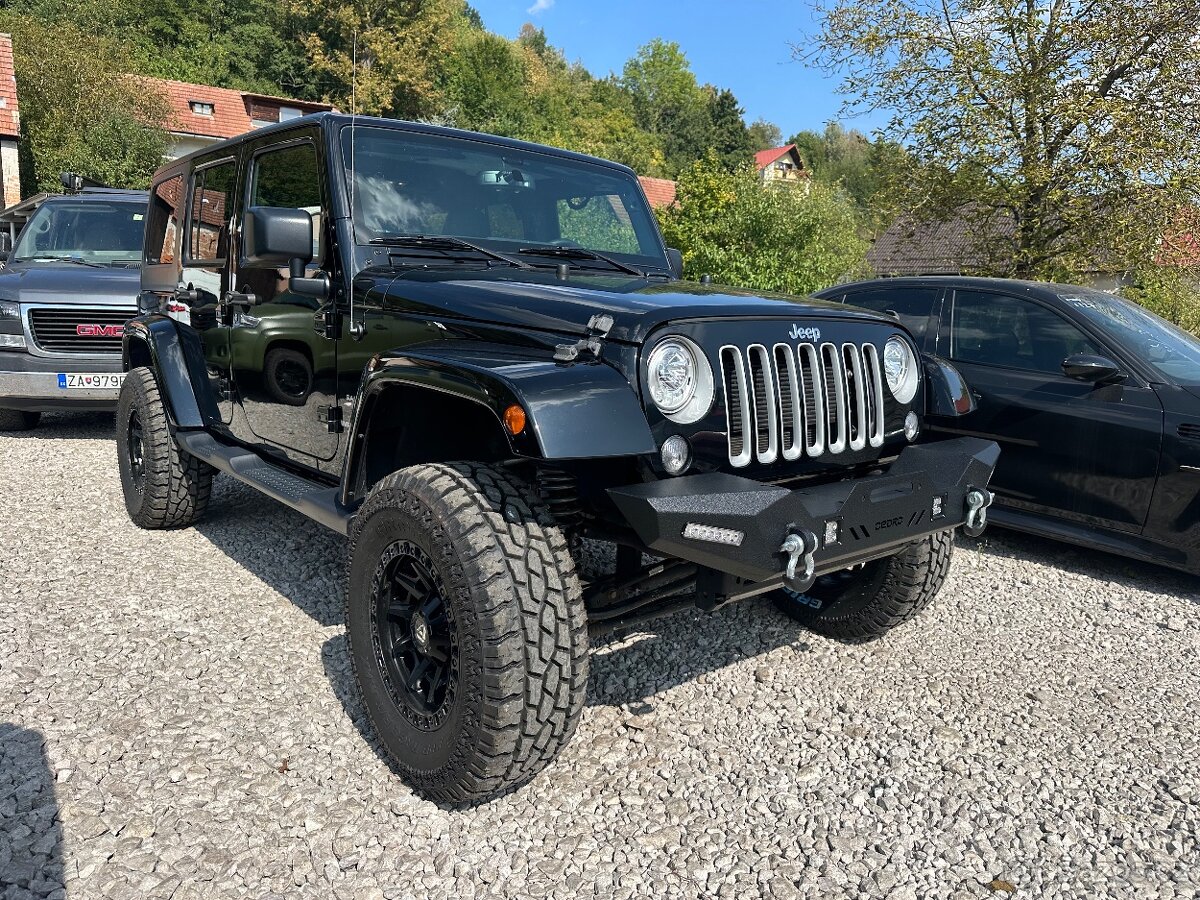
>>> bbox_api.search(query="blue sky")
[470,0,888,141]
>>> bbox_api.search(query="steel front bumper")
[608,437,1000,590]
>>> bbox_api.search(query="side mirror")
[665,247,683,279]
[1062,353,1123,384]
[242,206,314,269]
[0,250,9,263]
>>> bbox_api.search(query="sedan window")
[841,287,937,342]
[950,290,1101,374]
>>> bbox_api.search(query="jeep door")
[227,131,340,465]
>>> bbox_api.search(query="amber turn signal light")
[503,404,527,435]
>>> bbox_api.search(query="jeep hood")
[372,268,885,344]
[0,262,141,306]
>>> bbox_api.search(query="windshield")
[1060,288,1200,384]
[340,125,668,273]
[12,200,145,265]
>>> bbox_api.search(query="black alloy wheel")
[371,540,457,729]
[126,409,146,491]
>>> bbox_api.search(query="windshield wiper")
[31,255,104,268]
[369,234,533,270]
[516,245,647,277]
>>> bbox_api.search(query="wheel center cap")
[411,612,431,653]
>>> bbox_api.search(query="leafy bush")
[656,153,867,295]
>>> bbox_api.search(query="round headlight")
[646,336,714,424]
[883,336,919,404]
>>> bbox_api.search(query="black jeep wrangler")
[117,113,998,804]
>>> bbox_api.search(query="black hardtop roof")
[155,111,639,180]
[816,275,1103,302]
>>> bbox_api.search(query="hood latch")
[554,313,615,362]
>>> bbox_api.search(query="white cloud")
[526,0,554,14]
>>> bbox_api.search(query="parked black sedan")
[814,276,1200,575]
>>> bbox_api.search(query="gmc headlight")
[646,336,713,424]
[0,299,18,322]
[883,336,919,404]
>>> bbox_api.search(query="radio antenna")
[349,30,358,229]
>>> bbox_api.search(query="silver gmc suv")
[0,188,148,430]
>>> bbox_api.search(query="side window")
[188,160,237,264]
[950,290,1101,374]
[557,194,640,254]
[145,175,185,264]
[842,287,937,342]
[250,142,323,261]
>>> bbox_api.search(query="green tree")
[788,123,908,227]
[10,0,312,97]
[706,87,753,172]
[621,39,712,176]
[286,0,468,118]
[657,153,867,294]
[1,14,169,192]
[747,118,782,151]
[805,0,1200,279]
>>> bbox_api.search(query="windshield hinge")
[554,313,614,362]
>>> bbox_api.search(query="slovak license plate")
[57,373,124,390]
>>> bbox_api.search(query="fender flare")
[122,316,220,428]
[342,347,657,500]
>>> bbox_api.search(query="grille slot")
[720,340,886,467]
[719,346,752,468]
[28,307,134,355]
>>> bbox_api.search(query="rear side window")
[145,175,185,264]
[557,195,641,255]
[188,159,237,264]
[842,287,938,342]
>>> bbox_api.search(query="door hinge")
[319,308,343,340]
[322,405,344,434]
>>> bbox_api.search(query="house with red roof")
[638,176,677,209]
[0,34,22,209]
[754,144,808,185]
[147,78,334,159]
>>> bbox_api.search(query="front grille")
[719,342,886,467]
[28,307,134,355]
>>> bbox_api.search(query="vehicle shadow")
[0,723,65,896]
[966,528,1200,606]
[193,477,348,628]
[7,410,115,440]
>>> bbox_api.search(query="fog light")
[683,523,744,546]
[904,411,920,441]
[823,519,840,546]
[661,435,691,475]
[0,334,25,349]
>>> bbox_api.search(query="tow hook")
[963,487,994,538]
[780,529,819,592]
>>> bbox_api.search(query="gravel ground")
[2,412,1198,900]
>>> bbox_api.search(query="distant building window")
[278,106,303,122]
[190,101,214,116]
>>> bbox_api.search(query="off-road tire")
[774,530,954,641]
[346,463,589,805]
[0,409,39,431]
[263,347,313,407]
[116,367,214,529]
